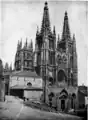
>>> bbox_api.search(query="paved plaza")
[0,96,82,120]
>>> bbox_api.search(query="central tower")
[34,2,56,83]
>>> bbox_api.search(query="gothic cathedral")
[14,2,78,111]
[34,2,78,111]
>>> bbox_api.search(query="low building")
[4,72,11,95]
[24,87,43,101]
[9,71,43,100]
[78,85,87,109]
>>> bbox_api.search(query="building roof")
[10,71,41,78]
[10,85,43,91]
[78,85,87,96]
[4,71,11,76]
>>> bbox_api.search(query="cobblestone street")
[0,96,82,120]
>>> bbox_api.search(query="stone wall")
[24,90,43,100]
[0,80,5,101]
[0,59,5,101]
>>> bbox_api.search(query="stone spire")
[53,26,56,50]
[25,38,28,48]
[57,34,60,50]
[36,26,39,35]
[9,63,12,72]
[58,34,60,41]
[41,1,51,34]
[24,38,28,49]
[17,40,20,51]
[72,34,78,86]
[53,26,56,35]
[28,40,33,50]
[20,38,22,49]
[73,34,75,41]
[30,40,33,50]
[62,11,71,41]
[31,40,33,48]
[4,62,9,72]
[17,39,22,51]
[73,34,77,57]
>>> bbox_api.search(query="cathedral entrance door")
[61,99,65,111]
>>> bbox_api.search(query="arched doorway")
[59,89,68,111]
[57,70,67,82]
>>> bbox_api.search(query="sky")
[0,0,88,86]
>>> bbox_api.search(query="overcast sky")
[0,0,88,85]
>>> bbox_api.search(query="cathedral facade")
[34,2,78,111]
[14,2,78,111]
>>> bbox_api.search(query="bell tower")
[56,11,78,87]
[34,2,56,83]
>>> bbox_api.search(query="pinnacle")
[53,26,56,35]
[36,26,39,35]
[73,34,75,41]
[45,1,48,5]
[41,1,51,34]
[65,11,67,16]
[61,11,71,40]
[64,11,68,20]
[58,34,60,41]
[44,1,48,10]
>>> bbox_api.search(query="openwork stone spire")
[20,39,22,49]
[36,26,39,35]
[41,2,51,34]
[24,38,28,49]
[30,40,33,49]
[17,40,20,51]
[25,38,28,47]
[53,26,56,35]
[57,34,60,50]
[73,34,77,56]
[62,11,71,40]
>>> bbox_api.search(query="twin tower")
[34,2,78,87]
